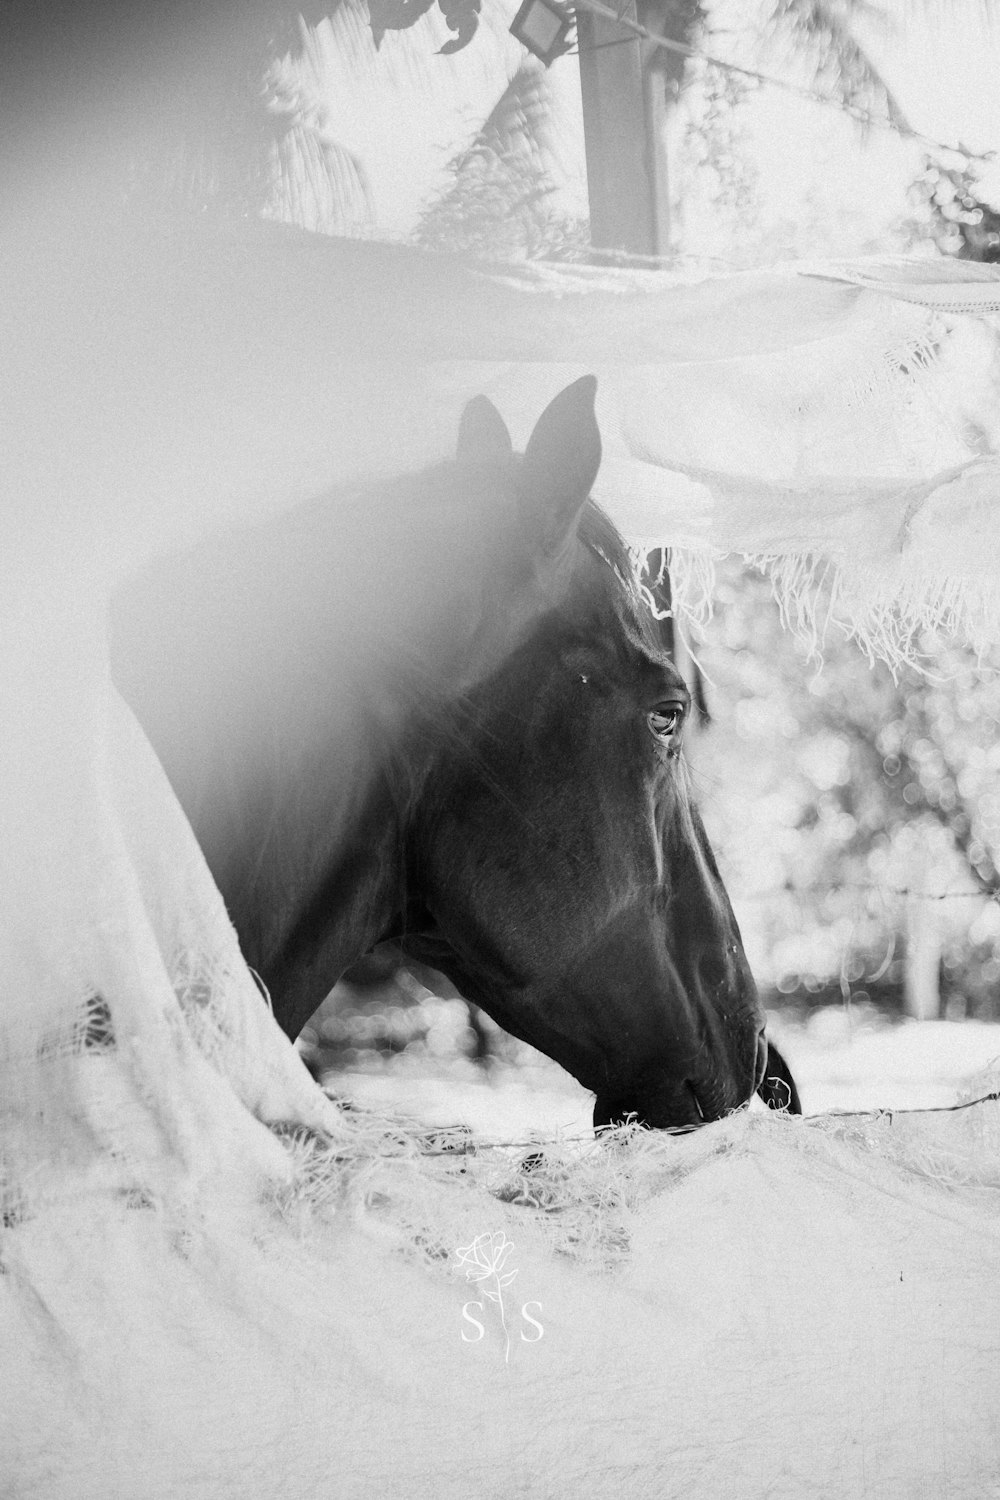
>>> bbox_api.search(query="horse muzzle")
[593,1026,769,1132]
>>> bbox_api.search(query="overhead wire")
[561,0,993,164]
[318,1085,1000,1158]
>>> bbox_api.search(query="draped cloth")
[3,217,1000,1497]
[10,219,1000,651]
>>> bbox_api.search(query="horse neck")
[234,473,498,1021]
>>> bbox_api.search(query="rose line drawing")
[456,1231,518,1363]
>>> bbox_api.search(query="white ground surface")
[5,1021,1000,1498]
[6,1044,999,1500]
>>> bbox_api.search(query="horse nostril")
[754,1030,768,1093]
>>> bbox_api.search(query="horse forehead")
[566,631,680,694]
[637,644,688,693]
[561,559,681,686]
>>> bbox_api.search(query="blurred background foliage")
[414,66,591,260]
[693,564,1000,1019]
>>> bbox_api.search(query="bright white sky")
[308,1,1000,264]
[880,10,1000,153]
[739,8,1000,250]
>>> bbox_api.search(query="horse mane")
[578,501,636,583]
[578,501,644,597]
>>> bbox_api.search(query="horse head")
[112,375,780,1131]
[392,377,769,1129]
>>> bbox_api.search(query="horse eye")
[648,704,684,739]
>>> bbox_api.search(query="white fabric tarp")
[4,215,1000,1497]
[9,216,1000,653]
[7,1074,1000,1497]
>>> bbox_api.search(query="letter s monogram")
[461,1301,485,1342]
[520,1302,544,1342]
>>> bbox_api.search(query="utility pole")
[574,0,681,259]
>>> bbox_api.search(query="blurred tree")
[414,65,589,259]
[907,153,1000,262]
[10,0,979,250]
[751,0,908,128]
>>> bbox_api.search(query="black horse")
[111,376,799,1128]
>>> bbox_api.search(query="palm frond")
[759,0,913,135]
[413,65,589,259]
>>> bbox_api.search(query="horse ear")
[456,395,514,466]
[518,376,601,554]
